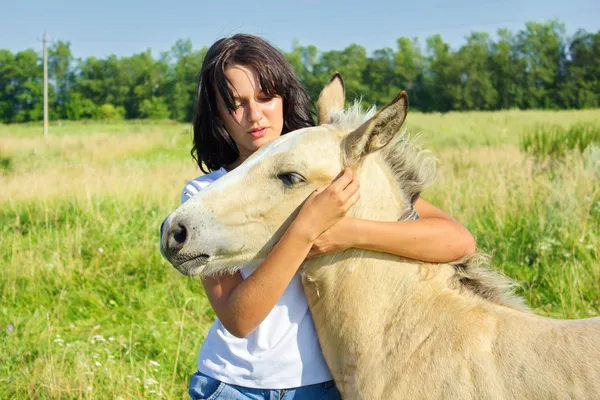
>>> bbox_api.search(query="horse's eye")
[277,172,305,187]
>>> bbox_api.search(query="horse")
[160,74,600,399]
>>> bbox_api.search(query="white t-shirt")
[181,168,332,389]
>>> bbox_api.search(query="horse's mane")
[329,102,528,311]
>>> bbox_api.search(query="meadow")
[1,109,599,399]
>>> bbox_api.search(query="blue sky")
[2,0,599,59]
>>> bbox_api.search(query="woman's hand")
[290,167,360,244]
[307,216,356,259]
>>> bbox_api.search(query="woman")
[182,33,475,399]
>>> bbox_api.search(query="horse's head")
[160,74,426,277]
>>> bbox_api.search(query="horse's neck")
[303,253,456,346]
[303,254,502,371]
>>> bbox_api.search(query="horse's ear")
[344,91,408,166]
[317,73,345,125]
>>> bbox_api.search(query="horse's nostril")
[173,223,187,245]
[164,218,189,257]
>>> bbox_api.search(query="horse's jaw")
[195,257,268,279]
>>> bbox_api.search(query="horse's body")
[161,75,600,399]
[303,254,600,399]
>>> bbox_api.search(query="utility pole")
[43,32,48,138]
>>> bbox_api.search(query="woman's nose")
[247,100,262,123]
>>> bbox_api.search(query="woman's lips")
[249,127,267,138]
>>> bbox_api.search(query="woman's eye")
[277,172,305,187]
[257,92,276,101]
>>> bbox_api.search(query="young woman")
[182,34,475,400]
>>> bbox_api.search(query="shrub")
[99,104,126,120]
[138,97,170,120]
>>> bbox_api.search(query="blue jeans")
[189,371,342,400]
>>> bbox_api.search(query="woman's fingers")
[329,167,353,192]
[342,178,360,201]
[317,168,360,209]
[344,190,361,211]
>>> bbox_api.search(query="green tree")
[11,49,44,122]
[165,39,207,121]
[455,32,497,110]
[394,37,429,110]
[48,40,74,119]
[362,48,397,106]
[515,20,567,109]
[426,34,460,111]
[286,43,321,104]
[64,92,100,120]
[559,30,600,108]
[0,49,16,122]
[138,97,170,119]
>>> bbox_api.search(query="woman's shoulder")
[181,167,227,204]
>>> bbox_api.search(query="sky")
[1,0,599,59]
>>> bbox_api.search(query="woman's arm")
[202,168,360,338]
[202,228,313,338]
[308,198,476,263]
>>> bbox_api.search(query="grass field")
[1,109,599,399]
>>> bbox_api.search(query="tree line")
[0,20,599,124]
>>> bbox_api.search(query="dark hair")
[192,34,314,173]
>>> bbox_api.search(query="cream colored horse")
[160,74,600,399]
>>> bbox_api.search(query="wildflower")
[92,335,106,342]
[6,324,13,331]
[145,378,158,386]
[98,248,104,253]
[95,361,102,367]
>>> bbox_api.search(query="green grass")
[1,197,214,398]
[520,121,600,160]
[1,110,599,398]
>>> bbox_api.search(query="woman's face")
[216,65,284,164]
